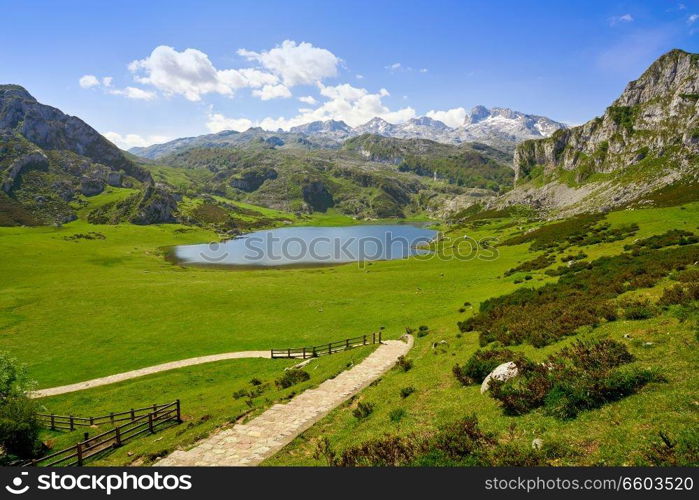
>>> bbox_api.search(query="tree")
[0,352,40,461]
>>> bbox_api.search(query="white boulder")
[480,361,519,394]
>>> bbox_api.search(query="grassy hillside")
[1,188,697,466]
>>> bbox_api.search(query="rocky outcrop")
[79,177,105,197]
[131,184,178,225]
[0,84,151,183]
[506,49,699,213]
[1,151,48,193]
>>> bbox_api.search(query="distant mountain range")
[129,106,567,160]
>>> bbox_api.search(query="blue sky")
[1,0,698,148]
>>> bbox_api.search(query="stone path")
[31,351,271,398]
[156,336,413,466]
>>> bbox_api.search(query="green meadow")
[0,185,697,465]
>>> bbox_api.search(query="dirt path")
[31,351,271,398]
[156,336,413,466]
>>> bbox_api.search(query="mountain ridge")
[129,105,567,160]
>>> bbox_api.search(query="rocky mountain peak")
[467,105,491,124]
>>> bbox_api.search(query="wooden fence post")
[287,348,291,358]
[363,335,367,345]
[372,332,376,344]
[115,427,122,447]
[89,416,94,426]
[50,414,55,430]
[130,408,135,421]
[328,343,332,355]
[379,331,382,343]
[346,338,350,349]
[148,413,154,433]
[76,443,83,466]
[312,346,317,357]
[69,415,74,431]
[176,400,182,423]
[83,432,89,443]
[110,412,115,425]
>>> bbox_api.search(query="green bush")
[394,356,413,372]
[0,353,40,461]
[453,348,522,386]
[352,401,375,420]
[489,339,662,419]
[275,369,310,389]
[389,408,406,423]
[399,386,416,398]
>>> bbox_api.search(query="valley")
[0,47,697,468]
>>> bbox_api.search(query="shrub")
[488,339,661,419]
[621,299,658,320]
[400,386,416,398]
[389,408,406,423]
[249,378,262,386]
[458,245,699,346]
[624,230,698,252]
[452,348,521,386]
[352,402,375,420]
[658,283,699,306]
[504,254,556,276]
[275,369,310,389]
[395,356,413,372]
[0,353,40,461]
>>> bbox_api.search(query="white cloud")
[206,113,254,133]
[209,82,415,133]
[609,14,634,26]
[426,107,467,128]
[355,74,364,79]
[104,132,171,149]
[108,86,157,100]
[102,76,113,87]
[128,46,280,101]
[385,62,402,71]
[298,95,317,105]
[419,68,428,73]
[252,83,292,101]
[79,75,100,88]
[688,13,699,24]
[237,40,340,86]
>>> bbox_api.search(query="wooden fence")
[26,401,181,467]
[38,402,178,431]
[271,332,382,359]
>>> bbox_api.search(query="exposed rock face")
[230,167,278,192]
[480,361,519,394]
[79,177,105,197]
[505,49,699,214]
[131,184,178,225]
[0,85,151,183]
[1,151,48,193]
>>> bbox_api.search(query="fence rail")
[271,332,382,359]
[38,402,177,431]
[26,401,181,467]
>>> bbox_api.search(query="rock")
[503,49,699,215]
[532,438,544,450]
[106,171,122,187]
[1,151,49,193]
[481,361,519,393]
[80,177,105,196]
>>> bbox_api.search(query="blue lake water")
[172,224,438,268]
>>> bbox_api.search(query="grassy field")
[1,186,697,465]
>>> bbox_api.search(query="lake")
[171,224,438,268]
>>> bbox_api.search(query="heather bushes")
[452,348,524,386]
[458,245,699,347]
[0,353,41,462]
[504,253,556,276]
[624,230,698,252]
[488,339,662,419]
[315,414,570,466]
[275,369,310,389]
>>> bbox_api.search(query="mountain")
[131,107,565,161]
[130,126,342,160]
[456,106,565,152]
[289,120,352,140]
[500,49,699,214]
[0,84,176,225]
